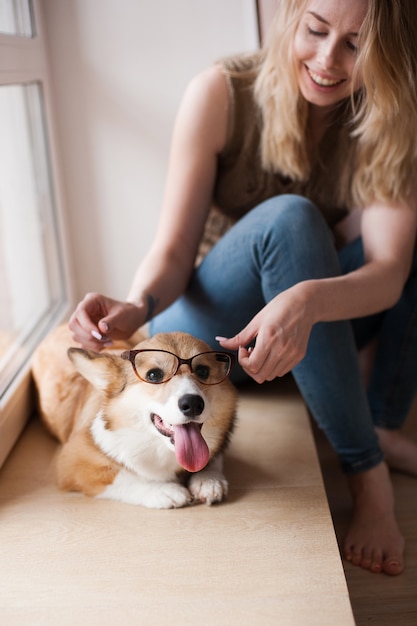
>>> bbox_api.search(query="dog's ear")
[67,348,127,394]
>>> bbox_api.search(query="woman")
[69,0,417,575]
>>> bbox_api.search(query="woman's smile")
[307,67,345,88]
[293,0,367,109]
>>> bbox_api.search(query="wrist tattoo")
[145,293,159,322]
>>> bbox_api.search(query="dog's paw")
[188,472,228,505]
[149,483,193,509]
[97,470,193,509]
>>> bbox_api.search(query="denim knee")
[248,195,340,294]
[252,194,331,246]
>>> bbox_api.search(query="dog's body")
[32,325,237,509]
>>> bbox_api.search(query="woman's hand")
[68,292,144,350]
[217,284,315,383]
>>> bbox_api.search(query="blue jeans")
[150,195,417,473]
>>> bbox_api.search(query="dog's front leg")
[188,454,228,505]
[97,469,193,509]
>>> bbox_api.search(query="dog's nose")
[178,394,204,418]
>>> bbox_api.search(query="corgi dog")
[31,325,237,509]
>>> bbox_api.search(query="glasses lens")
[191,352,231,384]
[133,350,178,383]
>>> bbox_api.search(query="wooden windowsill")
[0,377,354,625]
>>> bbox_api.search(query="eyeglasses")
[121,348,235,385]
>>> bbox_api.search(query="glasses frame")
[120,348,235,385]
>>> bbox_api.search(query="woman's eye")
[346,40,358,53]
[307,27,326,37]
[145,368,165,383]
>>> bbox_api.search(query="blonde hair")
[254,0,417,207]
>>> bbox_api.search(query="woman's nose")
[318,39,340,69]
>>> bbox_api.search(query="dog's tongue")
[173,423,210,472]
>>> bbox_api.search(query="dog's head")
[68,332,237,474]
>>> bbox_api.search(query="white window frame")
[0,0,72,467]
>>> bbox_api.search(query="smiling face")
[293,0,367,113]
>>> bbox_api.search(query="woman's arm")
[127,64,229,313]
[309,199,417,321]
[69,65,229,348]
[219,198,417,382]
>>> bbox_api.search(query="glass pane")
[0,0,33,37]
[0,83,67,396]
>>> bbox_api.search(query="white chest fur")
[91,410,180,481]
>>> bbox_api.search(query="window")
[0,0,70,467]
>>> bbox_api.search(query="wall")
[257,0,279,42]
[42,0,259,304]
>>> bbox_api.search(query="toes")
[370,560,382,574]
[353,551,378,571]
[368,547,383,573]
[382,559,404,576]
[344,544,383,573]
[344,539,365,568]
[350,551,363,567]
[344,547,364,568]
[360,555,373,570]
[344,544,404,576]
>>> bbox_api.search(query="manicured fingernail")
[215,336,228,342]
[91,330,103,340]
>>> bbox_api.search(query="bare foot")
[375,427,417,476]
[344,462,405,576]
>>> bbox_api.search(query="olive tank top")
[197,53,354,263]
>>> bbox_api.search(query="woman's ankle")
[375,427,417,476]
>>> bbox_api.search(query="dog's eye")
[145,368,165,383]
[194,365,210,381]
